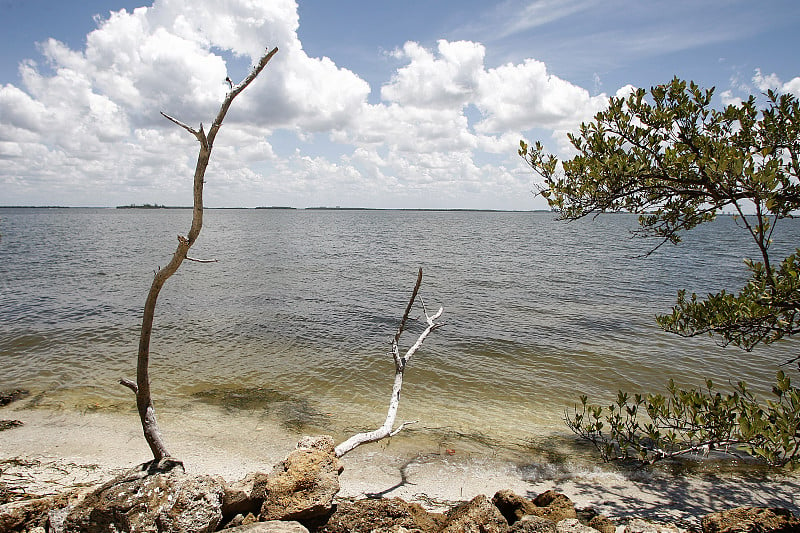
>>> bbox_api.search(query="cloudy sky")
[1,0,798,209]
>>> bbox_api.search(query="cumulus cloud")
[752,68,800,96]
[0,0,617,208]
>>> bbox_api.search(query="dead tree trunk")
[120,47,279,467]
[335,268,443,457]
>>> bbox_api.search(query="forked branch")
[335,268,443,457]
[120,46,278,466]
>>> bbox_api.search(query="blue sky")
[1,0,798,209]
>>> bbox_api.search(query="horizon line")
[0,205,552,213]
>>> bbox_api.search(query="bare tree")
[335,268,444,458]
[120,47,279,467]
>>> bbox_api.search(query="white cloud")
[494,0,596,39]
[720,90,743,106]
[751,69,800,96]
[0,1,622,209]
[784,77,800,96]
[752,69,784,92]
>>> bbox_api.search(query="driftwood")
[120,47,279,465]
[335,268,443,457]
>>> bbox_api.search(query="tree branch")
[335,269,443,457]
[127,46,278,464]
[185,256,218,263]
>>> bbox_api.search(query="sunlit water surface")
[1,208,798,467]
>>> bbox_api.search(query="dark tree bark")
[120,47,279,466]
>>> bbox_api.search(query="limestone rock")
[156,475,226,533]
[701,507,800,533]
[224,512,259,529]
[624,518,682,533]
[493,489,538,524]
[440,494,508,533]
[509,515,558,533]
[63,463,225,533]
[0,490,83,532]
[528,490,577,524]
[224,521,310,532]
[588,515,617,533]
[575,507,616,533]
[557,518,599,533]
[257,442,343,522]
[223,472,264,518]
[320,497,443,533]
[296,435,336,453]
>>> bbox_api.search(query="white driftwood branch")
[335,268,443,458]
[185,256,218,263]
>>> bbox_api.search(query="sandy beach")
[2,403,800,530]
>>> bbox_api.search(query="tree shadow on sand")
[526,466,800,528]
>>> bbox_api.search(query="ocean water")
[1,207,798,460]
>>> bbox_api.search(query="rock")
[1,496,59,532]
[493,489,538,524]
[156,475,226,533]
[440,494,508,533]
[63,462,225,533]
[224,521,310,532]
[588,515,617,533]
[320,497,443,533]
[528,490,577,524]
[257,439,344,523]
[575,507,617,533]
[223,472,264,518]
[624,518,682,533]
[296,435,336,453]
[224,512,259,529]
[701,507,800,533]
[557,518,599,533]
[0,490,83,532]
[509,515,558,533]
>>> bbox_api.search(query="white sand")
[2,405,799,529]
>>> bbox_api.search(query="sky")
[0,0,799,209]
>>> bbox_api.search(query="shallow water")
[1,208,798,458]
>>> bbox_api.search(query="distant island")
[255,206,296,210]
[116,204,189,209]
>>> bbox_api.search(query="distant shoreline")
[1,205,550,213]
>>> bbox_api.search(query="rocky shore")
[2,434,799,533]
[3,391,800,532]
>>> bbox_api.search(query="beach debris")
[0,420,23,432]
[334,268,444,458]
[0,389,29,406]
